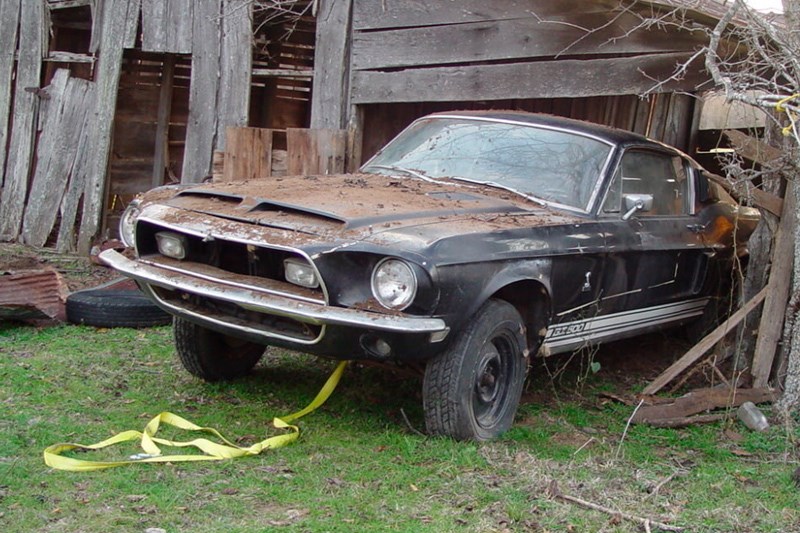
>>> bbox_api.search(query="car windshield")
[362,117,613,211]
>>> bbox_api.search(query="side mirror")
[622,193,653,220]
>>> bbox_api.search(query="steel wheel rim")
[472,332,516,429]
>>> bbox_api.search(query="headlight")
[155,231,188,260]
[284,258,319,288]
[118,199,141,247]
[371,258,417,310]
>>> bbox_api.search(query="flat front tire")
[423,299,528,441]
[173,318,265,381]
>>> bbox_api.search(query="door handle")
[686,223,706,233]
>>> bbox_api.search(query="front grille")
[136,219,328,343]
[137,219,325,301]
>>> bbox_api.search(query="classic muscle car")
[100,111,759,440]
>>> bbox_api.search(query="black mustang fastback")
[100,111,759,440]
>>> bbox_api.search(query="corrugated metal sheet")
[0,269,67,322]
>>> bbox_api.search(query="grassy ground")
[1,323,798,532]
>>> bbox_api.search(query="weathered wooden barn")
[0,0,742,254]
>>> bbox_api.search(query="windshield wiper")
[363,164,438,183]
[444,176,549,208]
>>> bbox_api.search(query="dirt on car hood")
[154,173,581,238]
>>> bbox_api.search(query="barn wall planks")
[287,128,347,176]
[352,52,706,104]
[0,0,46,240]
[77,0,138,254]
[141,0,194,54]
[215,0,253,152]
[310,0,352,130]
[352,0,620,30]
[22,71,94,247]
[0,0,21,191]
[182,0,222,183]
[223,127,274,181]
[352,12,705,71]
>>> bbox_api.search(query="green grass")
[1,323,799,532]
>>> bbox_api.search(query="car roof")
[427,110,669,150]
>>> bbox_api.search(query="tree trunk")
[776,0,800,415]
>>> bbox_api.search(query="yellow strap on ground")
[43,361,348,471]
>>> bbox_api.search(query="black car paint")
[110,112,756,365]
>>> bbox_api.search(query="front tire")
[423,299,528,441]
[173,318,265,381]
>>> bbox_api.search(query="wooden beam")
[142,0,195,54]
[252,68,313,78]
[724,129,783,166]
[351,52,708,104]
[352,13,706,72]
[0,0,21,192]
[77,0,137,254]
[215,0,252,152]
[44,51,96,63]
[705,172,784,217]
[633,387,775,424]
[352,0,620,31]
[752,183,795,387]
[152,55,175,188]
[0,0,45,240]
[642,286,769,395]
[181,0,221,183]
[47,0,91,9]
[310,0,352,130]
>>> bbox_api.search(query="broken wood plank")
[642,286,769,395]
[0,268,68,322]
[22,73,94,247]
[224,127,273,182]
[215,0,252,152]
[633,387,776,424]
[286,128,347,176]
[352,12,705,72]
[640,414,726,428]
[78,0,137,254]
[724,129,783,167]
[351,52,708,104]
[705,172,784,218]
[0,0,46,240]
[44,51,96,63]
[181,0,221,183]
[310,0,352,130]
[56,81,96,253]
[142,0,194,53]
[753,182,795,387]
[152,55,175,188]
[0,0,21,192]
[47,0,91,9]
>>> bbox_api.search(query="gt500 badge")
[548,323,587,339]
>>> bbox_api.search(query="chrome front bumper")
[98,250,448,345]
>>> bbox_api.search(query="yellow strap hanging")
[43,361,348,472]
[775,93,800,137]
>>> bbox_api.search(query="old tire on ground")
[66,289,171,328]
[174,317,265,381]
[423,299,528,441]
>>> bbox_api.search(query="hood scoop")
[175,189,347,225]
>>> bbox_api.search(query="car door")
[596,148,712,333]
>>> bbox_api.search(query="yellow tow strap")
[44,361,348,472]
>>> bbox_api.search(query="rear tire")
[423,299,528,441]
[173,318,265,381]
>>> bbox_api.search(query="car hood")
[147,173,583,247]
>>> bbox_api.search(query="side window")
[611,150,688,216]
